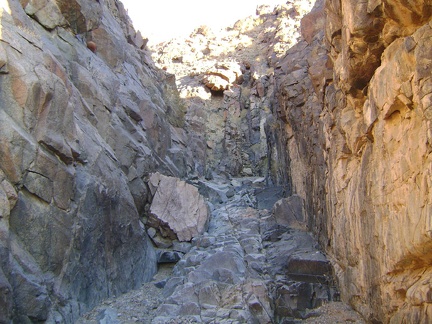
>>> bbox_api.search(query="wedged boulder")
[203,62,242,91]
[147,173,209,242]
[286,250,332,282]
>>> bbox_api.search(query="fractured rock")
[148,173,210,242]
[273,194,307,230]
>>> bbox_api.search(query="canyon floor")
[77,177,365,323]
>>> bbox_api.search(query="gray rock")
[96,308,120,324]
[172,241,193,254]
[157,250,183,264]
[273,195,307,230]
[0,267,12,324]
[148,173,210,242]
[255,186,287,210]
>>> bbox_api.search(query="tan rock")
[21,0,66,30]
[276,0,432,322]
[203,62,242,92]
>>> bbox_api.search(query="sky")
[120,0,290,44]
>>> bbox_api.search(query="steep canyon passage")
[0,0,431,323]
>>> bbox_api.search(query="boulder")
[203,62,242,92]
[272,195,307,229]
[148,173,209,241]
[0,267,12,323]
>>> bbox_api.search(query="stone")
[0,267,12,324]
[273,195,307,230]
[0,0,193,320]
[255,186,286,210]
[157,250,183,264]
[286,250,332,282]
[148,173,210,241]
[202,62,242,92]
[86,41,97,52]
[3,0,430,321]
[95,308,120,324]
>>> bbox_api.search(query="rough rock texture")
[273,0,432,322]
[147,172,210,242]
[79,178,364,323]
[2,0,431,322]
[151,1,315,183]
[0,0,193,322]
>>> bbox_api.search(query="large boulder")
[148,173,210,242]
[0,0,190,322]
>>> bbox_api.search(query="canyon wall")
[276,0,432,322]
[0,0,431,322]
[0,0,195,322]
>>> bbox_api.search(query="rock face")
[151,1,315,183]
[147,172,210,242]
[153,179,338,323]
[0,0,193,322]
[273,0,432,322]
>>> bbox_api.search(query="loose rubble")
[78,177,364,323]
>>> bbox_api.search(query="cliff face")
[276,0,432,322]
[0,0,194,322]
[151,1,315,185]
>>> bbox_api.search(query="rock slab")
[148,173,209,242]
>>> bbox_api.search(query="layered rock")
[1,0,430,322]
[274,0,432,322]
[146,178,340,323]
[0,0,193,322]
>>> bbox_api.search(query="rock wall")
[151,1,315,183]
[0,0,194,322]
[275,0,432,322]
[1,0,431,322]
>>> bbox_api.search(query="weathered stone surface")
[148,173,210,242]
[273,194,307,229]
[157,250,183,264]
[202,62,242,91]
[0,266,12,323]
[274,0,432,322]
[0,0,195,322]
[77,178,363,323]
[3,0,429,322]
[151,1,315,181]
[152,177,338,323]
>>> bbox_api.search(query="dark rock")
[157,250,183,264]
[172,241,192,254]
[273,195,307,229]
[255,186,287,210]
[154,280,167,289]
[286,251,332,282]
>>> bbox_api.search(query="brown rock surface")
[274,0,432,322]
